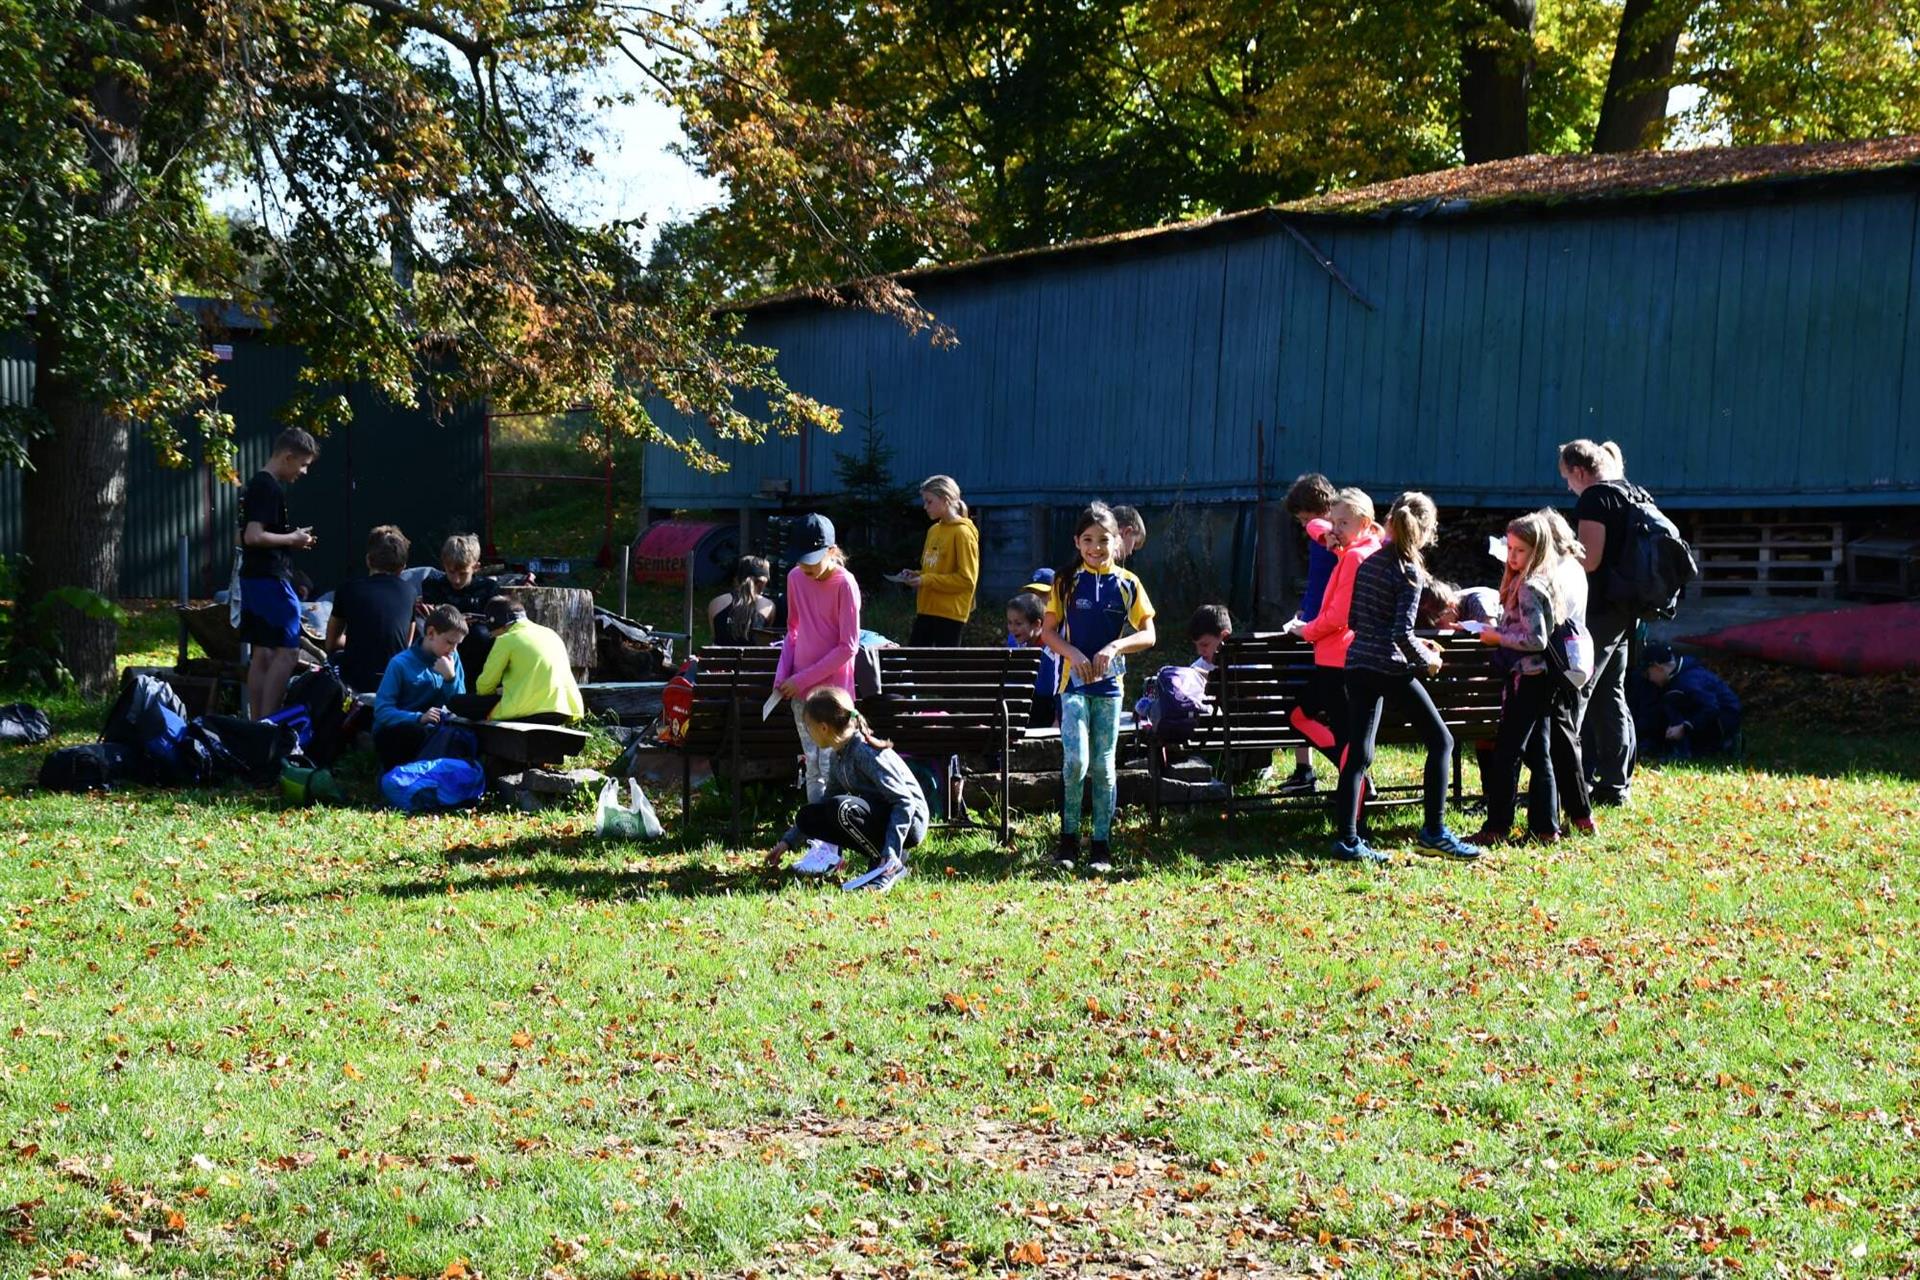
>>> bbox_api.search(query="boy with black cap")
[471,596,584,724]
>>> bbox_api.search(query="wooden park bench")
[673,645,1044,844]
[1147,631,1504,827]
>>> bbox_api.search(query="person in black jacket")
[1641,643,1743,758]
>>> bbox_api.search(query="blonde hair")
[440,533,481,568]
[1500,512,1559,613]
[1558,439,1625,481]
[802,685,891,749]
[920,475,967,520]
[1330,486,1376,524]
[1383,492,1438,578]
[1541,508,1584,563]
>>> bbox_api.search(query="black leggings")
[907,614,967,647]
[1486,671,1559,835]
[792,794,912,865]
[1337,668,1454,841]
[1474,678,1591,831]
[1291,666,1349,770]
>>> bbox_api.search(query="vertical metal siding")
[0,329,482,597]
[639,187,1920,509]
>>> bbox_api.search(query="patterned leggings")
[1061,693,1121,840]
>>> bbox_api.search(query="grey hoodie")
[782,736,930,863]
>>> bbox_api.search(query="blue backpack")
[381,757,485,813]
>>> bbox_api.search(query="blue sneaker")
[843,855,908,892]
[1415,828,1482,860]
[1331,837,1390,865]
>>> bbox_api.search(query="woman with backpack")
[1558,439,1641,807]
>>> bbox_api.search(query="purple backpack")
[1141,664,1212,745]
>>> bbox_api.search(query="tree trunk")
[19,10,144,695]
[1459,0,1538,164]
[22,326,134,696]
[1592,0,1697,152]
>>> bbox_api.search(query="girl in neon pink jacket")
[1286,488,1382,772]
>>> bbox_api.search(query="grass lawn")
[1,611,1917,1277]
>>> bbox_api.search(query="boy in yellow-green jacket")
[470,597,584,723]
[901,474,979,646]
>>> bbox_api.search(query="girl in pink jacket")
[1285,488,1382,776]
[773,513,863,802]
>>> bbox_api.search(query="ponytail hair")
[1053,502,1121,614]
[1383,492,1439,580]
[802,684,891,750]
[1540,507,1584,563]
[1558,438,1625,481]
[920,474,967,521]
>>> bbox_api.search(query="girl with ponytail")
[1334,492,1479,864]
[768,686,928,893]
[902,475,980,646]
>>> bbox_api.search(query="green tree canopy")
[669,0,1920,292]
[1,0,961,689]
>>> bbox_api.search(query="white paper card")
[1455,620,1488,635]
[1486,535,1507,562]
[762,691,783,721]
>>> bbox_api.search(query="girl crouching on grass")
[1335,492,1480,865]
[767,686,928,893]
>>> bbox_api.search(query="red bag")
[657,660,698,744]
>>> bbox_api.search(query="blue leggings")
[1061,693,1121,840]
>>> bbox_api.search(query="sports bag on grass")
[38,742,133,792]
[381,756,485,812]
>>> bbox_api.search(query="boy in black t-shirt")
[327,525,420,694]
[418,533,500,673]
[239,429,320,718]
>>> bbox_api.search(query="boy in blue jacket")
[373,605,469,768]
[1643,643,1742,758]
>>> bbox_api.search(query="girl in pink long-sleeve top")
[773,513,863,802]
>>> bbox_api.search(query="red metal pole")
[597,419,614,569]
[481,408,496,560]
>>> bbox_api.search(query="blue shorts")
[238,576,302,650]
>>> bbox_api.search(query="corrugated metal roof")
[739,136,1920,314]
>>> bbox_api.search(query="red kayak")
[1681,602,1920,676]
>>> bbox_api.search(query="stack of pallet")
[1687,516,1844,600]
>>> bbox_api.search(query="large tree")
[1,0,962,692]
[670,0,1920,290]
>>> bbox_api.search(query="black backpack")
[281,667,350,766]
[1600,482,1698,620]
[38,742,134,792]
[195,714,301,786]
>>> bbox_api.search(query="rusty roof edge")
[729,147,1920,317]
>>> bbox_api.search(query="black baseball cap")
[485,597,526,630]
[792,513,836,566]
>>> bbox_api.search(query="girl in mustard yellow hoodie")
[902,474,979,646]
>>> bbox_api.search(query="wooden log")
[510,586,598,675]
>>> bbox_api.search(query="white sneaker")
[792,841,843,876]
[842,856,906,892]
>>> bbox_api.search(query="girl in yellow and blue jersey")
[1042,503,1157,873]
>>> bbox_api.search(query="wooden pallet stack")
[1687,516,1845,599]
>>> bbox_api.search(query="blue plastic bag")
[380,757,485,812]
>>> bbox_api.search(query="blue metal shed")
[642,144,1920,514]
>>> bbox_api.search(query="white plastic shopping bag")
[595,777,664,840]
